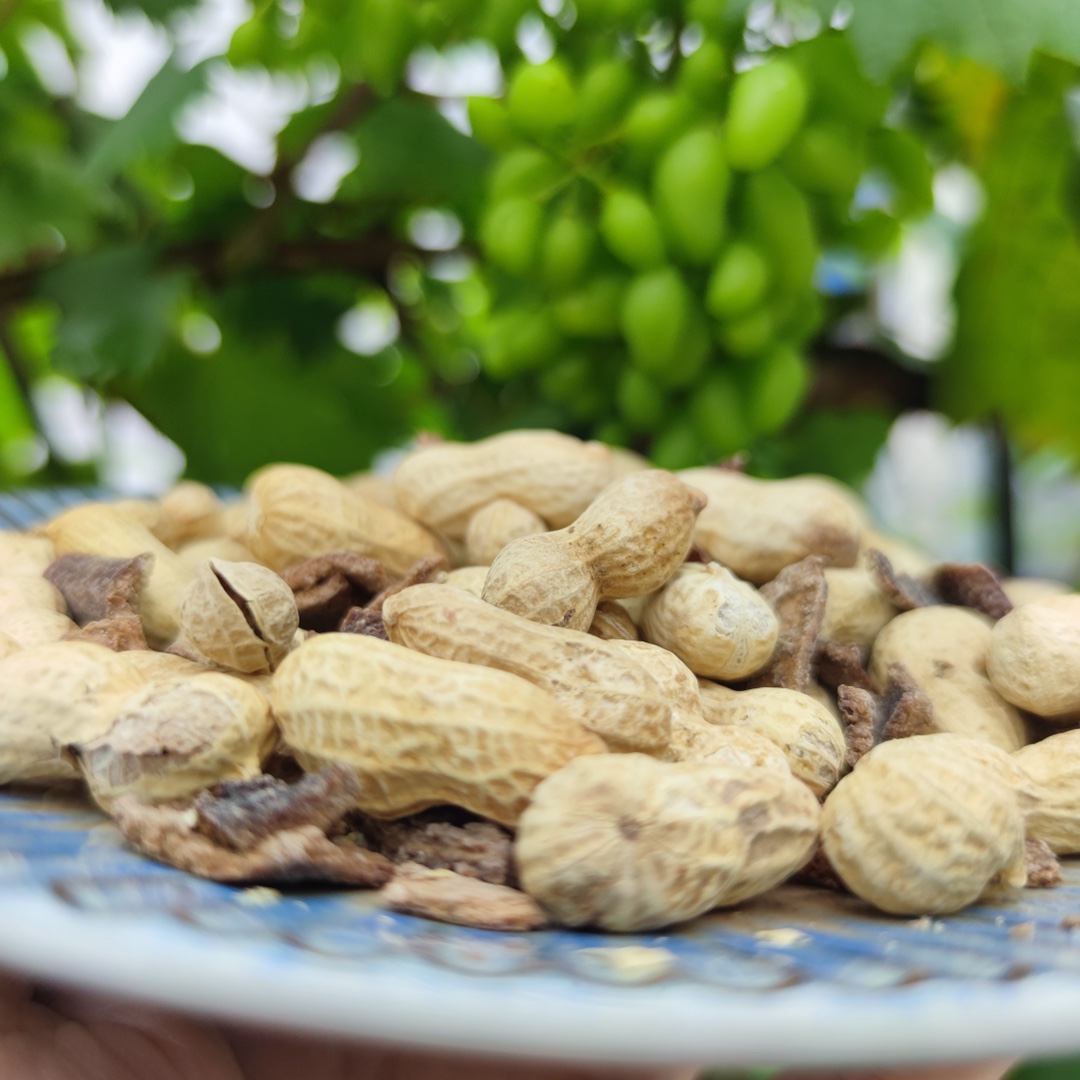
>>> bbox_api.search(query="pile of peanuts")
[1,429,1078,932]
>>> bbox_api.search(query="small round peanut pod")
[698,686,847,798]
[515,754,819,931]
[1000,577,1072,609]
[176,536,255,573]
[667,714,792,775]
[871,606,1026,751]
[640,562,778,680]
[987,595,1080,722]
[153,482,227,550]
[464,498,546,567]
[179,559,299,674]
[441,565,489,596]
[821,734,1029,916]
[1014,729,1080,853]
[819,565,897,649]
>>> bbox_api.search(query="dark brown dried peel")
[379,863,548,931]
[746,555,828,693]
[933,563,1013,621]
[281,552,393,632]
[1024,838,1062,889]
[111,796,392,886]
[194,763,360,852]
[358,808,514,885]
[816,641,874,693]
[792,843,847,892]
[64,612,148,652]
[836,661,935,767]
[367,554,450,612]
[339,607,389,638]
[45,552,153,625]
[866,549,938,611]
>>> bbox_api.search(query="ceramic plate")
[2,489,1080,1070]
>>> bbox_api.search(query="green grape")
[869,128,934,218]
[715,307,773,359]
[480,198,542,275]
[576,59,634,143]
[783,121,865,195]
[489,147,565,201]
[744,344,809,433]
[659,303,711,389]
[653,127,729,265]
[651,421,703,470]
[541,214,595,292]
[621,266,690,376]
[507,59,577,138]
[600,189,666,270]
[552,273,626,337]
[774,290,824,342]
[468,96,517,151]
[617,367,666,430]
[685,0,727,36]
[794,34,888,128]
[476,0,533,52]
[743,169,817,296]
[844,209,901,257]
[705,242,770,319]
[725,59,809,171]
[349,0,419,94]
[483,308,562,378]
[690,370,751,457]
[539,356,607,419]
[678,40,728,107]
[227,19,267,66]
[621,91,699,167]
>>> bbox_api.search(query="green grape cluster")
[467,7,917,468]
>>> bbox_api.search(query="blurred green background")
[2,0,1080,1073]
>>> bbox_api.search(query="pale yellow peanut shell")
[179,559,299,674]
[105,650,210,696]
[589,601,639,641]
[0,641,120,784]
[245,464,445,576]
[1014,730,1080,853]
[0,631,18,659]
[482,470,705,632]
[344,472,400,509]
[0,575,67,615]
[176,536,255,573]
[441,565,489,596]
[393,430,613,539]
[870,606,1026,751]
[0,608,79,648]
[1000,577,1072,608]
[382,584,672,755]
[858,529,935,578]
[821,734,1029,915]
[0,533,56,577]
[271,632,605,826]
[820,565,897,649]
[72,673,275,810]
[43,502,193,646]
[697,679,740,721]
[698,686,847,798]
[608,446,651,478]
[640,562,778,680]
[515,753,820,931]
[464,498,546,567]
[679,469,864,585]
[153,482,227,550]
[987,596,1080,722]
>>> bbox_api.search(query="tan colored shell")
[179,559,299,674]
[858,529,934,578]
[821,734,1029,915]
[515,754,820,931]
[245,464,446,576]
[0,630,18,659]
[640,562,778,680]
[698,686,847,797]
[464,498,546,566]
[0,608,78,648]
[608,446,651,478]
[0,575,67,615]
[0,533,56,577]
[0,641,120,783]
[71,673,275,809]
[668,721,793,774]
[441,565,489,596]
[482,471,706,632]
[1000,577,1072,608]
[393,430,614,539]
[381,584,672,755]
[820,565,897,649]
[105,650,209,696]
[153,482,227,550]
[589,601,639,641]
[987,596,1080,722]
[270,633,605,826]
[345,472,400,509]
[43,502,193,646]
[176,536,255,572]
[870,607,1026,751]
[1014,730,1080,853]
[678,469,864,585]
[697,678,740,721]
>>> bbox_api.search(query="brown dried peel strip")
[194,763,361,852]
[792,843,847,892]
[358,808,514,885]
[366,554,450,613]
[866,549,938,611]
[933,563,1013,621]
[746,555,828,693]
[111,795,392,886]
[379,863,548,931]
[1024,838,1062,889]
[339,607,389,639]
[816,641,874,694]
[836,661,935,768]
[45,552,153,625]
[64,613,148,652]
[281,552,393,632]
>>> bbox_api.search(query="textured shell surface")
[0,574,67,615]
[820,565,897,649]
[392,430,614,538]
[821,734,1028,916]
[270,632,605,826]
[871,607,1026,751]
[382,585,672,755]
[441,565,489,596]
[1014,729,1080,853]
[153,482,227,550]
[0,533,56,578]
[0,607,78,648]
[465,498,546,567]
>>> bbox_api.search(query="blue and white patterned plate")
[2,488,1080,1070]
